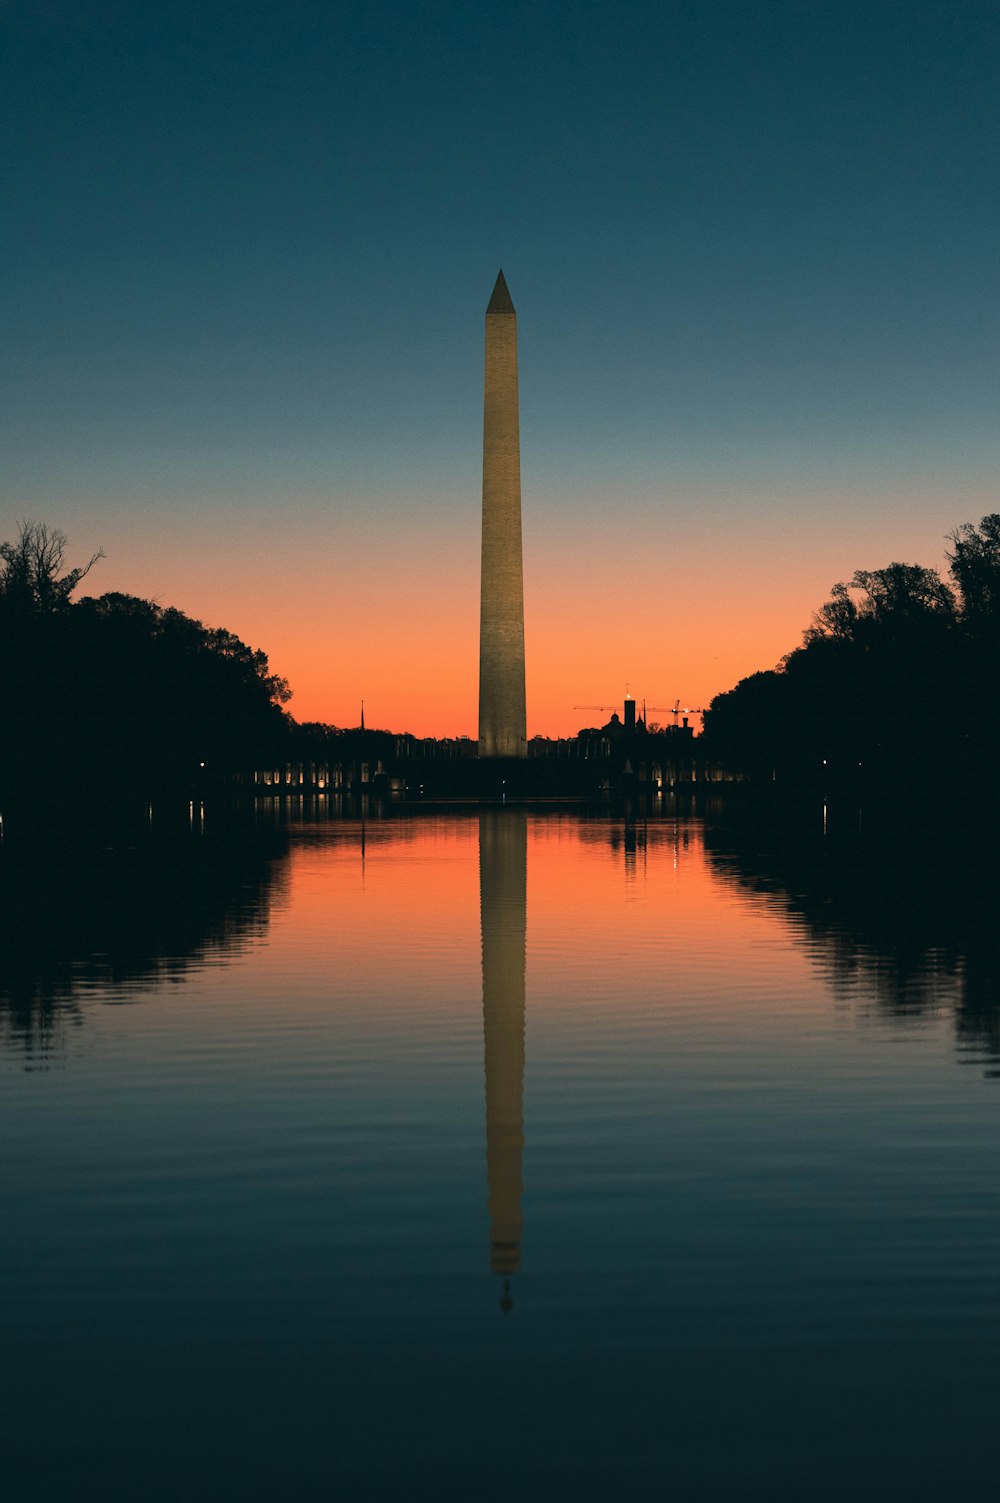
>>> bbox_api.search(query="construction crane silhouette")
[574,684,636,716]
[644,700,705,726]
[573,697,703,727]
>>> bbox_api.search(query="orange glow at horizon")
[206,814,839,1033]
[60,480,995,740]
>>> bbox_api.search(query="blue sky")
[3,0,998,731]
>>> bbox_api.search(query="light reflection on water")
[2,802,999,1501]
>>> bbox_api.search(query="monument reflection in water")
[479,811,526,1309]
[6,804,1000,1501]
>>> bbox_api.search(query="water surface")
[2,803,998,1501]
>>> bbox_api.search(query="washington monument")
[479,270,527,758]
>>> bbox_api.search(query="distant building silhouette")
[479,271,527,758]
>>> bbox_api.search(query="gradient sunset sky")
[4,0,998,736]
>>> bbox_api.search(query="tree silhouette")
[947,514,1000,630]
[805,563,955,644]
[0,525,291,813]
[0,521,103,617]
[703,516,999,793]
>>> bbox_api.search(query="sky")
[3,0,998,736]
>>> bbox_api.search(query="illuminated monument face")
[478,270,527,758]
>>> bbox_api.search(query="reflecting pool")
[2,802,999,1501]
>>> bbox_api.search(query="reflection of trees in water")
[0,817,290,1066]
[703,803,1000,1065]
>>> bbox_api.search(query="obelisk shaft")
[479,270,526,758]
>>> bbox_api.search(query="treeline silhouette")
[0,811,290,1065]
[703,799,1000,1069]
[8,514,1000,810]
[1,522,291,809]
[703,514,1000,793]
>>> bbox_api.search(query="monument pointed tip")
[487,269,515,315]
